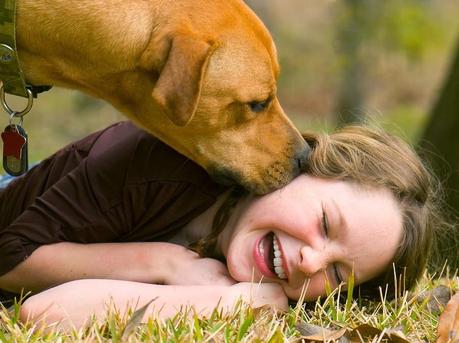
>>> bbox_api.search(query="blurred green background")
[2,0,458,160]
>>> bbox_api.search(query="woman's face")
[219,175,403,301]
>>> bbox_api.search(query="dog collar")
[0,0,51,98]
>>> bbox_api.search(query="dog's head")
[136,0,310,194]
[15,0,309,194]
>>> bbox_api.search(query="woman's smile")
[254,232,289,280]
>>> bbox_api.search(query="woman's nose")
[298,245,328,276]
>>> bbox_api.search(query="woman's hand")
[0,242,232,294]
[163,247,236,286]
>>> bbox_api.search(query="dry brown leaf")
[296,322,347,342]
[417,285,452,313]
[302,328,347,341]
[345,324,409,343]
[296,322,332,336]
[437,293,459,343]
[296,322,409,343]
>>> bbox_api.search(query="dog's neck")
[15,0,165,113]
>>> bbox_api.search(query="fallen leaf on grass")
[296,322,409,342]
[347,324,409,343]
[437,292,459,343]
[297,322,349,342]
[121,297,158,340]
[417,285,452,313]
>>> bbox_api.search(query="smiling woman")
[191,125,439,301]
[219,176,404,301]
[0,121,439,329]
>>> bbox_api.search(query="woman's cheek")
[226,253,254,283]
[226,261,245,282]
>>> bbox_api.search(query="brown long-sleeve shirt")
[0,121,228,303]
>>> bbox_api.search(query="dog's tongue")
[262,232,275,274]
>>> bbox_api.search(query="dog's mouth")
[208,164,285,195]
[209,170,237,186]
[207,149,309,195]
[207,166,240,186]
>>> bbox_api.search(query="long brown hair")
[189,186,247,259]
[301,126,440,299]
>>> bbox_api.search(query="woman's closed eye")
[321,205,343,286]
[321,205,329,236]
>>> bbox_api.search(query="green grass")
[0,273,456,342]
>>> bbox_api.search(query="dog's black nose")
[295,142,311,172]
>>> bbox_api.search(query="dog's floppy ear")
[152,35,216,126]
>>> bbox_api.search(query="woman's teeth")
[273,235,287,280]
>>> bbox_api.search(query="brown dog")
[15,0,310,194]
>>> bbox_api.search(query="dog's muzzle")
[209,140,312,195]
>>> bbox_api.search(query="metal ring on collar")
[0,85,33,117]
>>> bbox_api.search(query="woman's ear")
[151,35,217,126]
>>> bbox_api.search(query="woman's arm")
[20,279,289,330]
[0,241,234,294]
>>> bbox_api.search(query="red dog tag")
[2,126,26,159]
[1,124,28,176]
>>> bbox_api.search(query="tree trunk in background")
[420,40,459,271]
[334,0,368,124]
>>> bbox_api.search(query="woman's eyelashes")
[333,264,343,286]
[321,204,343,286]
[321,204,329,236]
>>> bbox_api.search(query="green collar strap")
[0,0,51,98]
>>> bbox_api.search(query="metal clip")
[0,84,33,118]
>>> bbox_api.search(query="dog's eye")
[248,99,270,113]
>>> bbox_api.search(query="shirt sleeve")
[0,122,226,277]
